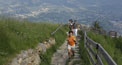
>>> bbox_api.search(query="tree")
[92,20,102,30]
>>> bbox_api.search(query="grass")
[78,31,91,65]
[87,32,122,65]
[40,24,68,65]
[0,17,68,65]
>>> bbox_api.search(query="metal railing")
[84,31,117,65]
[51,23,66,35]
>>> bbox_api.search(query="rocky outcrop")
[9,38,55,65]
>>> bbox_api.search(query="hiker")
[68,19,74,31]
[73,20,78,37]
[67,31,76,59]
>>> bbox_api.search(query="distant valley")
[0,0,122,34]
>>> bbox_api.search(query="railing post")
[84,31,87,48]
[96,44,99,65]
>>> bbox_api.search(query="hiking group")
[67,19,78,59]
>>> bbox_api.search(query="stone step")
[75,45,79,47]
[75,53,80,55]
[75,46,79,48]
[75,48,79,50]
[74,54,80,56]
[74,54,80,57]
[75,47,79,49]
[75,49,79,51]
[73,58,81,61]
[73,56,81,58]
[74,53,80,59]
[75,51,79,53]
[77,39,80,41]
[74,56,80,58]
[75,43,79,45]
[75,64,81,65]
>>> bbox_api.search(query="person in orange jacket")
[67,31,76,59]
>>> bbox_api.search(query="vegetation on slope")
[0,18,68,65]
[40,25,68,65]
[78,31,90,65]
[87,32,122,65]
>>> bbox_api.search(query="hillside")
[0,17,121,65]
[0,18,68,65]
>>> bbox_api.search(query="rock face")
[49,37,56,45]
[10,49,41,65]
[9,38,55,65]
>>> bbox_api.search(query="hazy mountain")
[0,0,122,34]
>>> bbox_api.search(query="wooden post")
[84,31,87,48]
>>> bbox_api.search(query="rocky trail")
[51,40,68,65]
[68,41,82,65]
[51,35,82,65]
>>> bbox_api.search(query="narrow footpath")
[51,40,69,65]
[51,34,82,65]
[68,40,82,65]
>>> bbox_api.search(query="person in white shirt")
[73,20,78,37]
